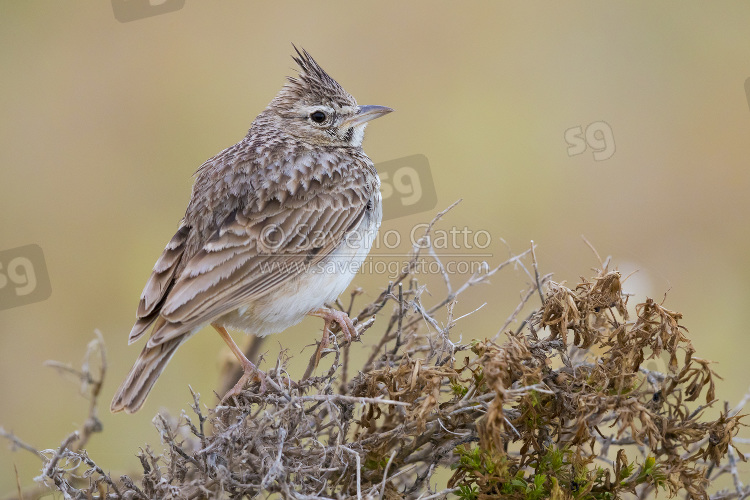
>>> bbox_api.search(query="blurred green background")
[2,1,750,494]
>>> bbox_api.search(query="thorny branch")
[2,206,749,499]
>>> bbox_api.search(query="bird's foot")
[309,307,358,345]
[221,360,266,402]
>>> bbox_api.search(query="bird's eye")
[310,111,327,123]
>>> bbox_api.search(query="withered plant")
[3,204,749,499]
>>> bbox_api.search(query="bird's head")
[264,47,393,148]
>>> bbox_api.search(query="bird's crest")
[272,46,357,109]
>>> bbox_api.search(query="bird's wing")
[128,226,190,344]
[144,179,372,348]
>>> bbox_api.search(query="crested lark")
[111,48,392,413]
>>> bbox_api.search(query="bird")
[110,47,392,413]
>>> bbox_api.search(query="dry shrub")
[3,206,749,499]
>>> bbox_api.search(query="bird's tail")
[110,336,188,414]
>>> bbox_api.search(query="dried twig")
[4,209,748,499]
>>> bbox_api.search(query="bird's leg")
[213,324,266,400]
[309,307,358,344]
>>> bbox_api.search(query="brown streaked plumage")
[111,48,392,413]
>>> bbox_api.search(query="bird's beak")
[342,105,394,128]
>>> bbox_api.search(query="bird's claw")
[221,362,266,402]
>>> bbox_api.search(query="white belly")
[217,194,381,337]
